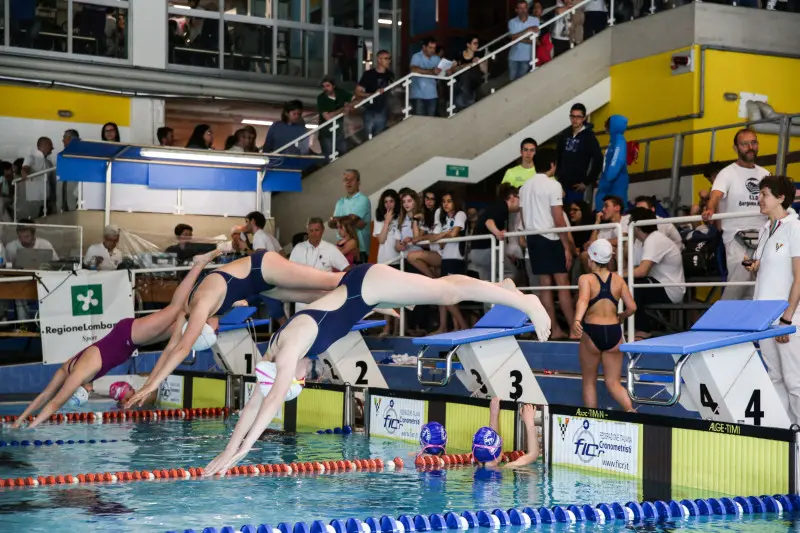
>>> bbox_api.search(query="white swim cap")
[182,321,218,351]
[588,239,614,265]
[256,361,304,402]
[66,386,89,408]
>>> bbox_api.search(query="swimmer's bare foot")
[525,294,551,342]
[497,278,521,294]
[194,249,222,266]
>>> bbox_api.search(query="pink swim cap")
[109,381,134,402]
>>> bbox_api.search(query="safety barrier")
[168,493,800,533]
[0,407,231,426]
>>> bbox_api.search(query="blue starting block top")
[351,319,387,331]
[621,300,796,355]
[412,305,533,348]
[217,306,271,333]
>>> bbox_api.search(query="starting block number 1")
[699,383,764,426]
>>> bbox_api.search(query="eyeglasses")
[569,114,585,119]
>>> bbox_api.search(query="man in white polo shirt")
[84,224,123,270]
[290,217,350,312]
[702,128,769,300]
[747,175,800,426]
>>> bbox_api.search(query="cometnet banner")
[369,395,424,443]
[552,415,640,476]
[38,270,135,364]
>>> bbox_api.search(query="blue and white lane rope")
[167,493,800,533]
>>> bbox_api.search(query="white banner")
[369,395,424,443]
[157,375,184,408]
[38,270,135,364]
[551,415,641,477]
[243,381,284,423]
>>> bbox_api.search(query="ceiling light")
[172,4,191,9]
[242,119,317,130]
[378,18,401,25]
[140,148,269,166]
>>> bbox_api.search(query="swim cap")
[588,239,613,265]
[420,422,448,455]
[66,386,89,408]
[182,321,218,351]
[109,381,134,402]
[255,361,304,402]
[472,426,502,464]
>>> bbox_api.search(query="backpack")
[682,226,720,278]
[626,141,640,166]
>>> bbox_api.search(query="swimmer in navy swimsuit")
[204,263,553,475]
[127,250,347,408]
[572,239,636,413]
[14,250,222,429]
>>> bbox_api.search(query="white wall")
[129,98,166,145]
[131,0,168,70]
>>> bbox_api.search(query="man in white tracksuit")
[747,175,800,426]
[703,128,769,300]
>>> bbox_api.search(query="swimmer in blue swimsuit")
[571,239,636,412]
[471,397,539,474]
[204,263,552,475]
[127,250,345,407]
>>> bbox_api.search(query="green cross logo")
[71,284,103,316]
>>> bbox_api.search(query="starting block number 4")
[318,330,388,389]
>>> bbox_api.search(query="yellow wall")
[0,85,130,127]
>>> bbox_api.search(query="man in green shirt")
[501,137,537,187]
[317,75,353,160]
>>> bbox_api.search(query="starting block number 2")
[323,359,369,386]
[699,383,764,426]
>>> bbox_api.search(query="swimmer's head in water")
[109,381,135,404]
[66,385,90,408]
[472,426,502,464]
[420,422,447,456]
[182,321,218,351]
[256,360,304,401]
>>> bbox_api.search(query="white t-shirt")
[373,219,400,265]
[711,162,770,244]
[252,229,281,253]
[6,238,58,263]
[395,216,422,253]
[84,243,123,271]
[641,231,685,303]
[605,214,683,266]
[22,150,56,202]
[288,239,349,272]
[754,215,800,318]
[520,173,563,240]
[434,210,467,260]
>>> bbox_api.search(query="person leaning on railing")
[744,175,800,427]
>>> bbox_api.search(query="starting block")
[622,300,795,428]
[211,306,271,376]
[412,305,546,404]
[318,319,389,389]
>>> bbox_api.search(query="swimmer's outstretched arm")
[28,369,93,429]
[505,404,539,468]
[11,367,69,428]
[489,396,501,432]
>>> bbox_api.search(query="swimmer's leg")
[262,252,343,291]
[362,264,551,341]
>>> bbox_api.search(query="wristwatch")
[780,317,792,325]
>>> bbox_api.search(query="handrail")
[273,0,594,155]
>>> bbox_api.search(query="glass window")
[168,6,221,68]
[223,0,270,17]
[72,1,129,59]
[277,27,324,79]
[223,21,273,74]
[329,31,363,86]
[274,0,322,23]
[7,0,52,51]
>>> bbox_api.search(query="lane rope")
[0,407,231,427]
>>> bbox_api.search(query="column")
[131,0,168,70]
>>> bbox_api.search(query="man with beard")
[702,128,770,300]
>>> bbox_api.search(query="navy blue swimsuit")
[189,250,275,315]
[582,273,623,351]
[269,264,376,359]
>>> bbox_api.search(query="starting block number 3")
[471,369,525,400]
[699,384,764,426]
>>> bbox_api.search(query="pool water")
[0,406,797,533]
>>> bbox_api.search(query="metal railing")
[273,0,595,161]
[13,167,55,221]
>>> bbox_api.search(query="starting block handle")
[626,352,692,406]
[416,346,458,387]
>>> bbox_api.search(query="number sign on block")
[319,330,389,389]
[212,329,258,376]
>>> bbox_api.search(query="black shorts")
[440,259,466,276]
[527,235,567,275]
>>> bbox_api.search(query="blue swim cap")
[472,426,502,463]
[420,422,447,455]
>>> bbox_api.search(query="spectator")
[406,189,443,277]
[336,219,358,266]
[63,129,80,149]
[157,127,175,147]
[594,114,629,211]
[241,125,259,152]
[450,35,487,111]
[568,200,593,253]
[217,225,249,256]
[355,50,395,139]
[551,0,575,57]
[317,75,353,159]
[22,136,56,217]
[84,224,123,271]
[225,133,240,151]
[165,223,196,262]
[702,128,769,300]
[629,207,685,340]
[469,184,520,281]
[556,103,603,204]
[329,169,371,263]
[101,122,121,142]
[583,0,608,39]
[409,38,442,117]
[502,138,538,187]
[245,211,281,253]
[632,196,683,249]
[520,150,575,339]
[60,129,81,213]
[332,20,359,83]
[262,100,310,155]
[289,217,350,274]
[0,161,15,219]
[746,175,800,426]
[691,161,724,221]
[373,189,401,266]
[186,124,213,149]
[6,221,58,264]
[507,0,540,81]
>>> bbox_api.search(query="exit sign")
[446,164,469,178]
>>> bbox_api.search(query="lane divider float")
[0,407,231,427]
[316,426,353,435]
[168,494,800,533]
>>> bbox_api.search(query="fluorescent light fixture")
[242,119,317,130]
[378,18,401,25]
[172,4,191,9]
[140,148,269,166]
